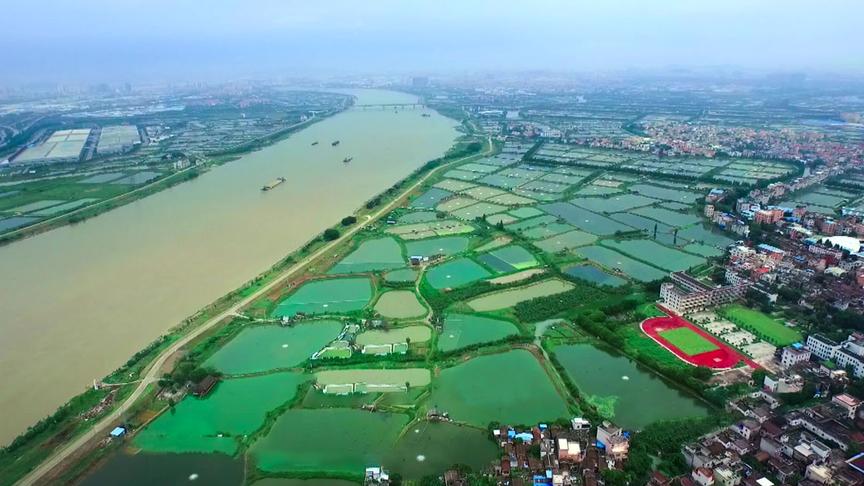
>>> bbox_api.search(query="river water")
[0,89,458,445]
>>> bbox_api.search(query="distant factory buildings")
[14,128,92,164]
[13,124,141,164]
[96,125,141,155]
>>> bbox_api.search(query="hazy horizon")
[3,0,864,85]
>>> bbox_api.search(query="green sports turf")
[720,304,803,346]
[658,327,718,356]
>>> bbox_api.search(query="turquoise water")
[554,344,709,429]
[134,372,305,454]
[404,236,470,257]
[80,453,243,486]
[563,265,626,287]
[272,277,373,317]
[328,237,405,274]
[203,321,343,374]
[425,258,491,289]
[438,313,519,352]
[428,350,569,426]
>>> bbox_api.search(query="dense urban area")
[1,71,864,486]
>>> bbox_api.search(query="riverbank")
[0,109,341,248]
[0,89,460,448]
[5,104,481,486]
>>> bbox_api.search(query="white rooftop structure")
[15,129,90,164]
[97,125,141,154]
[821,236,862,254]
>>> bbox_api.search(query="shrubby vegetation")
[513,284,613,322]
[435,334,532,358]
[322,228,340,241]
[162,362,219,389]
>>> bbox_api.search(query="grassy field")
[658,327,718,356]
[721,304,803,346]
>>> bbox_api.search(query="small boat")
[421,113,431,118]
[311,141,319,146]
[261,177,286,191]
[343,157,353,164]
[331,140,340,146]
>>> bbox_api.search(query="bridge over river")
[355,102,426,110]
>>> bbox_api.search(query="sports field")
[641,311,759,370]
[720,304,802,346]
[658,327,718,355]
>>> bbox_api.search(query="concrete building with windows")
[805,334,864,378]
[806,334,841,361]
[660,272,749,315]
[780,345,811,368]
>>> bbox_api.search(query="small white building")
[780,346,811,368]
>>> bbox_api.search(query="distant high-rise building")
[411,76,429,88]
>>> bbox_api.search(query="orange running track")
[640,305,760,370]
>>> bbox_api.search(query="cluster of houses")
[704,166,862,245]
[746,167,843,207]
[805,334,864,379]
[734,198,864,242]
[490,418,630,486]
[678,389,864,486]
[722,227,864,311]
[671,330,864,485]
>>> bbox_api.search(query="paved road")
[17,136,492,486]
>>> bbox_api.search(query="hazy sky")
[3,0,863,84]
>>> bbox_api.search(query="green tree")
[322,228,340,241]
